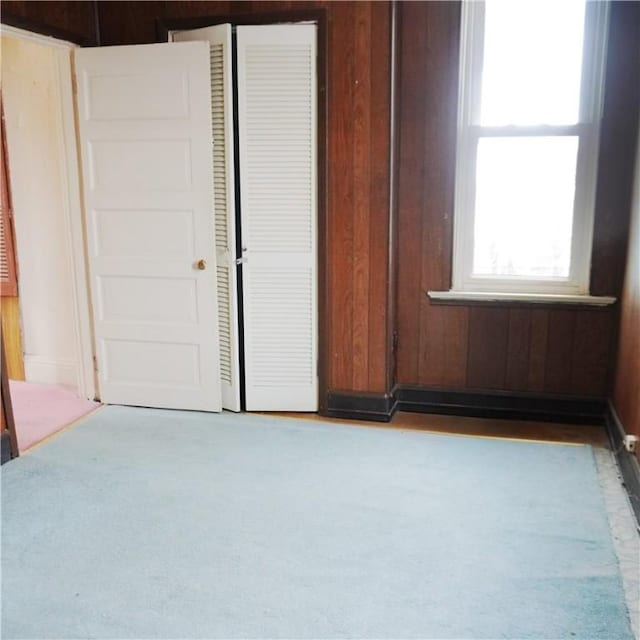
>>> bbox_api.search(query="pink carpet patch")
[8,381,100,452]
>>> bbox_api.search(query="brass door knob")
[196,259,207,270]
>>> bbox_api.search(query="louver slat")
[237,25,318,411]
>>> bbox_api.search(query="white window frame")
[451,0,610,296]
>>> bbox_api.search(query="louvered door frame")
[162,9,329,412]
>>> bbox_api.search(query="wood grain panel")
[543,310,576,394]
[327,2,356,390]
[571,310,614,396]
[418,304,469,388]
[0,296,24,380]
[505,309,531,390]
[351,1,372,391]
[367,1,392,392]
[1,0,97,44]
[97,1,164,45]
[527,309,549,392]
[395,1,429,384]
[467,307,509,389]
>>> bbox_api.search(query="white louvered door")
[237,25,318,411]
[172,25,241,411]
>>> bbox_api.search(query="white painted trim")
[24,356,78,387]
[427,290,616,306]
[56,49,96,401]
[0,24,75,49]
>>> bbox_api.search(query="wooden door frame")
[158,9,329,413]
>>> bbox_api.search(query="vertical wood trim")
[329,2,355,389]
[351,2,372,390]
[527,309,549,391]
[395,1,428,383]
[368,1,391,393]
[544,310,577,393]
[505,309,531,390]
[387,0,401,392]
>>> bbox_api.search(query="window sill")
[427,291,617,307]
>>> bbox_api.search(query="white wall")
[1,35,79,387]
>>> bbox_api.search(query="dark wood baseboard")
[325,386,607,425]
[604,402,640,526]
[325,391,397,422]
[395,386,606,425]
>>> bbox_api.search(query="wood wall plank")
[351,1,372,390]
[571,310,614,396]
[527,310,549,392]
[328,1,356,390]
[505,309,531,390]
[418,305,469,388]
[395,2,429,384]
[543,310,576,394]
[367,1,392,391]
[467,307,509,389]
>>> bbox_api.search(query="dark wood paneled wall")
[96,0,394,397]
[0,1,98,44]
[396,1,640,399]
[613,132,640,455]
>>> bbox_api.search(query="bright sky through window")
[480,0,586,126]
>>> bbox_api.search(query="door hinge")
[392,331,398,355]
[93,355,98,372]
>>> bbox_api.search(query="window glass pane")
[480,0,586,126]
[473,137,578,279]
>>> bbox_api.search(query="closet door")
[237,25,318,411]
[172,25,241,412]
[75,42,222,411]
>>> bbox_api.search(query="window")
[451,0,609,297]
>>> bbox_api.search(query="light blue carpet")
[1,406,633,639]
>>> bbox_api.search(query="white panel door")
[237,25,318,411]
[75,42,222,411]
[172,25,241,412]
